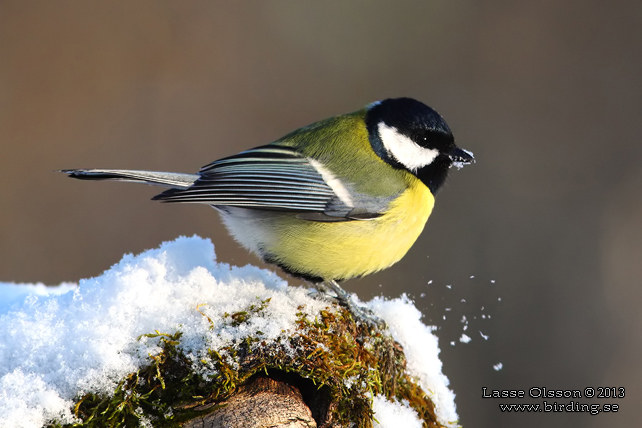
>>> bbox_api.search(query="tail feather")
[60,169,198,189]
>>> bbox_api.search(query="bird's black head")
[365,97,474,194]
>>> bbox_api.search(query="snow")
[372,395,422,428]
[0,236,458,428]
[0,282,76,313]
[368,295,459,426]
[459,334,472,344]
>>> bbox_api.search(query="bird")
[62,97,474,326]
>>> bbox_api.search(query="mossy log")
[178,306,441,428]
[61,301,443,428]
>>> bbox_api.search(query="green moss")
[51,298,445,428]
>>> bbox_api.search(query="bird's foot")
[307,287,338,304]
[316,280,387,330]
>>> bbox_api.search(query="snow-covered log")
[0,237,458,428]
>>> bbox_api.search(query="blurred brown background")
[1,1,641,426]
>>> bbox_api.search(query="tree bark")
[182,376,317,428]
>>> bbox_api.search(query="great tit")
[63,97,474,325]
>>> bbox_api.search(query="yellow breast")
[264,177,434,280]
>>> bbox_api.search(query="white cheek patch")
[378,122,439,172]
[309,159,354,207]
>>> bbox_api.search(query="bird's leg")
[319,280,386,329]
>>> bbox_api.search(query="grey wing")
[152,145,385,221]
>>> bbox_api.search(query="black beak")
[448,147,475,167]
